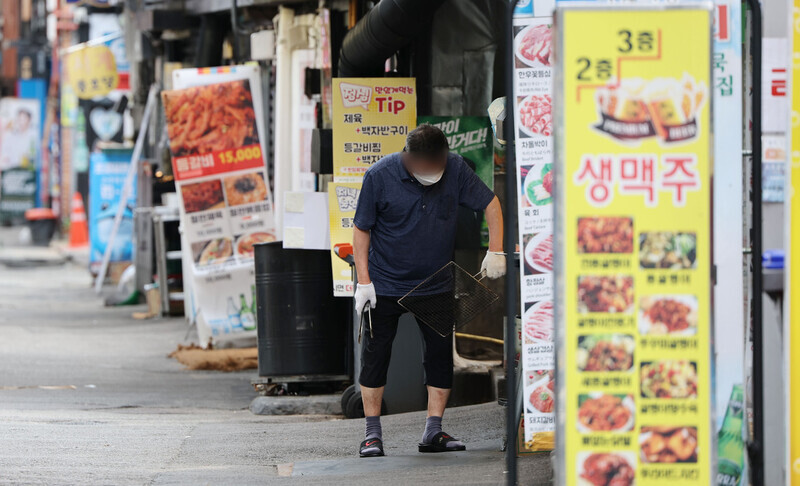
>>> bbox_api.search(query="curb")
[250,394,344,416]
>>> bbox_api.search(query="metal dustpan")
[397,261,500,337]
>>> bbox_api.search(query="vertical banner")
[171,65,274,343]
[710,2,747,485]
[788,1,800,483]
[0,98,40,223]
[329,78,416,296]
[332,78,416,182]
[162,79,276,344]
[555,6,713,485]
[512,11,556,449]
[88,149,136,275]
[328,183,361,296]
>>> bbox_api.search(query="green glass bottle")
[239,293,256,331]
[717,384,745,486]
[250,284,257,315]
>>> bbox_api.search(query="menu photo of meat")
[181,179,225,213]
[577,217,634,254]
[639,294,698,336]
[577,393,635,433]
[577,275,635,314]
[514,22,552,69]
[523,232,553,276]
[640,360,698,399]
[577,334,635,372]
[640,426,698,464]
[525,369,555,414]
[163,80,259,158]
[522,161,553,208]
[523,300,554,344]
[517,94,553,139]
[577,451,636,486]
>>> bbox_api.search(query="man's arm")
[353,225,371,284]
[484,196,503,253]
[480,196,507,279]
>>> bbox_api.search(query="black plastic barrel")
[254,242,348,377]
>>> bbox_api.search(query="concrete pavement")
[0,235,551,485]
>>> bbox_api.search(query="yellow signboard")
[555,7,712,485]
[789,3,800,483]
[328,182,362,297]
[65,44,119,100]
[332,78,416,182]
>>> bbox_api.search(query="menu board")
[332,78,416,182]
[512,13,556,449]
[162,79,276,341]
[555,6,713,485]
[329,78,416,295]
[328,183,361,297]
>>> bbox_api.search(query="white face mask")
[413,170,444,186]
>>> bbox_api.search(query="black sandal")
[359,438,385,457]
[418,431,467,453]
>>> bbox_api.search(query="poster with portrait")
[0,98,40,222]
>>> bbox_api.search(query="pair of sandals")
[359,432,467,457]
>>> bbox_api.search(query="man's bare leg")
[427,385,450,417]
[361,385,384,417]
[421,385,465,450]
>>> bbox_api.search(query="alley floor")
[0,234,551,485]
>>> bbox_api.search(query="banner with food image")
[162,79,276,343]
[554,6,712,485]
[513,12,556,449]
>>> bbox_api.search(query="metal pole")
[93,85,159,294]
[504,1,520,484]
[745,0,764,484]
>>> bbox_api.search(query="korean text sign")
[328,183,361,297]
[162,79,276,342]
[512,12,557,451]
[554,6,713,485]
[332,78,416,182]
[65,44,119,100]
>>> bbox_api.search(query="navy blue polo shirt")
[353,152,495,297]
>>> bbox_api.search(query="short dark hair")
[405,124,448,158]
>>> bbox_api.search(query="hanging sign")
[554,5,713,485]
[162,79,276,344]
[65,44,119,100]
[332,78,416,182]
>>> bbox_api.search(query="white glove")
[481,252,507,279]
[355,282,377,312]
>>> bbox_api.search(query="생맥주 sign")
[554,5,714,486]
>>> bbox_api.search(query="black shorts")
[358,295,453,389]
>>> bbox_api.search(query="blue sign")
[89,149,135,272]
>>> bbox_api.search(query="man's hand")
[355,282,377,312]
[481,252,506,279]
